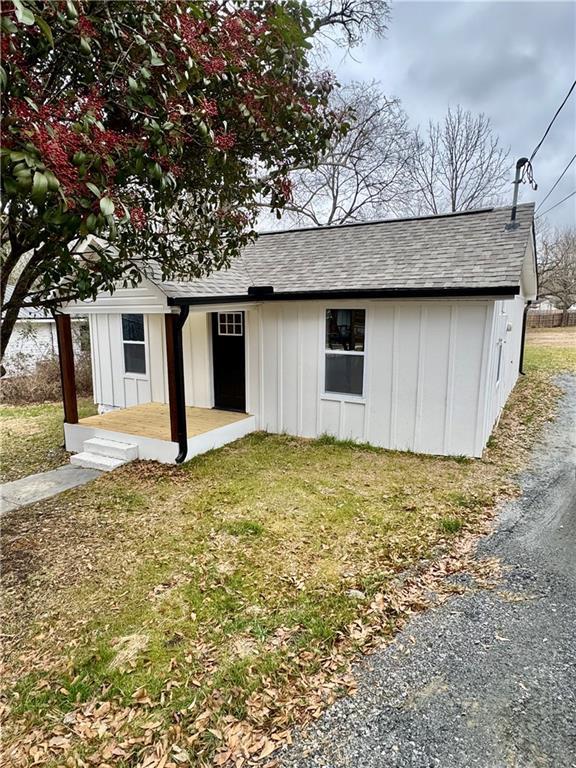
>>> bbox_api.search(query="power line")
[535,188,576,219]
[536,153,576,212]
[529,79,576,162]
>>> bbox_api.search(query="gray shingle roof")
[156,203,535,301]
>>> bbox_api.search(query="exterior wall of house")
[90,313,162,410]
[253,299,495,457]
[481,293,527,446]
[479,240,536,447]
[87,294,529,458]
[3,319,82,374]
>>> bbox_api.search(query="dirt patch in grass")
[1,344,574,768]
[0,399,96,484]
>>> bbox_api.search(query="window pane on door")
[124,342,146,374]
[218,312,243,336]
[325,353,364,395]
[122,314,145,341]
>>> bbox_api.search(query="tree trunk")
[0,303,20,364]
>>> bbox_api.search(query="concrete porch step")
[69,452,127,472]
[83,437,139,461]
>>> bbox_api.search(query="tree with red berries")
[1,0,388,360]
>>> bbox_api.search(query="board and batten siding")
[88,295,525,458]
[481,293,526,444]
[90,313,153,409]
[90,310,216,412]
[255,300,494,457]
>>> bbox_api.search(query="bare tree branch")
[263,82,416,228]
[311,0,390,46]
[538,225,576,323]
[409,106,511,214]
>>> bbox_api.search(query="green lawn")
[0,399,96,484]
[1,333,575,768]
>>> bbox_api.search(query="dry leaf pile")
[1,344,572,768]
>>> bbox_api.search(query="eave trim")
[167,285,520,306]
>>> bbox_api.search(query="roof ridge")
[256,203,535,237]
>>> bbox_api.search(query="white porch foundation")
[65,409,256,464]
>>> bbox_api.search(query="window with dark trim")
[122,314,146,374]
[325,309,365,396]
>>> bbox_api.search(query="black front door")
[211,312,246,412]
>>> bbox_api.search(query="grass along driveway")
[2,335,575,768]
[0,399,96,484]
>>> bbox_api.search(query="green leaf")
[0,65,6,91]
[150,55,164,67]
[86,213,98,232]
[45,170,60,191]
[31,171,48,204]
[128,76,138,92]
[85,182,100,197]
[13,0,35,26]
[66,0,78,19]
[34,14,54,47]
[99,197,115,216]
[80,37,91,54]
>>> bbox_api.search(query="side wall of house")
[480,238,536,446]
[88,295,524,458]
[481,292,528,446]
[255,299,495,457]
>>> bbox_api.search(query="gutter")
[519,300,532,375]
[167,285,521,307]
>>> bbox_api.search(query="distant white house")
[3,285,84,374]
[58,203,537,469]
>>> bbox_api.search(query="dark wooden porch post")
[55,313,78,424]
[165,306,189,463]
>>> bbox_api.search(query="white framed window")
[218,312,243,336]
[324,309,365,396]
[122,314,146,375]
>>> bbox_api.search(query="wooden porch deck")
[79,402,250,442]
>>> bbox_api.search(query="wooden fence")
[527,310,576,328]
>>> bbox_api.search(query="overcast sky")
[326,0,576,229]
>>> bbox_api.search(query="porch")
[64,402,256,465]
[55,300,257,465]
[78,402,251,441]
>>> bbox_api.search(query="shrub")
[0,351,92,404]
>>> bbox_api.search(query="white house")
[57,203,537,469]
[3,285,84,374]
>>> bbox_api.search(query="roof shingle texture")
[157,203,534,299]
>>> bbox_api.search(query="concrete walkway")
[0,465,101,515]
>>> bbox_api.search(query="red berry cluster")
[77,16,96,38]
[214,131,236,151]
[130,206,146,229]
[276,176,293,202]
[202,56,226,76]
[199,98,218,117]
[34,125,84,197]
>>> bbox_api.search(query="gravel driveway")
[281,375,576,768]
